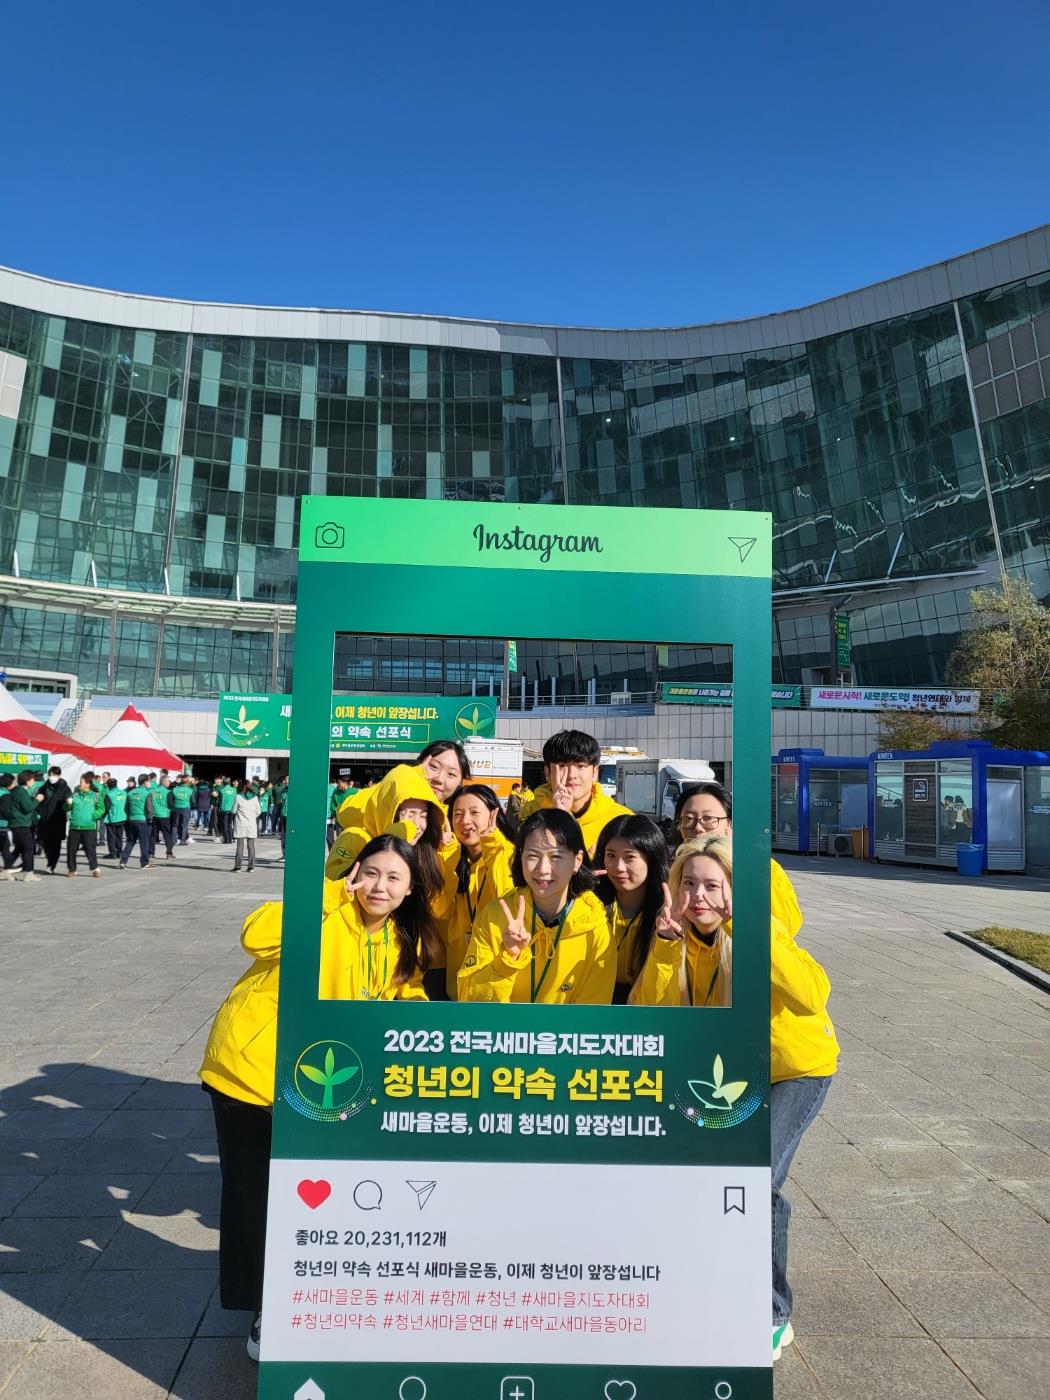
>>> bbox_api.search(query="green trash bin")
[956,843,984,877]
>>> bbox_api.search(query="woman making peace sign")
[458,809,614,1004]
[318,835,441,1000]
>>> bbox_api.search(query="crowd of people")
[0,768,295,879]
[199,729,838,1366]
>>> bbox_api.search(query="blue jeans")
[771,1074,832,1324]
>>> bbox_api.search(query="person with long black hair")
[459,809,614,1005]
[319,835,441,999]
[594,813,671,1004]
[433,783,516,998]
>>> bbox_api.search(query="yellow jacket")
[770,919,839,1083]
[771,859,803,937]
[459,888,615,1005]
[433,829,516,998]
[517,783,632,859]
[199,902,283,1109]
[318,896,428,1002]
[628,926,731,1008]
[608,901,647,987]
[325,764,444,881]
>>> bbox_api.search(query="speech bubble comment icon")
[353,1179,383,1211]
[398,1378,426,1400]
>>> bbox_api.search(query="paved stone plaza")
[0,839,1048,1398]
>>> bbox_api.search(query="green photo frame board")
[260,497,773,1400]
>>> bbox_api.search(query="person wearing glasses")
[672,781,802,936]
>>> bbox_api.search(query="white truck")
[616,757,717,832]
[597,746,648,797]
[463,737,524,804]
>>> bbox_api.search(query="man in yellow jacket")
[517,730,631,859]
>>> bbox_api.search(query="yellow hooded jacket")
[325,764,444,882]
[433,829,515,998]
[458,888,615,1005]
[628,924,731,1009]
[318,896,428,1002]
[199,901,283,1109]
[517,783,632,859]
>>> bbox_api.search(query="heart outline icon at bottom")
[297,1178,332,1209]
[604,1383,637,1400]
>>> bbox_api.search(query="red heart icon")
[297,1179,332,1209]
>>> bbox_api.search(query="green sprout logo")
[221,704,261,746]
[454,702,494,738]
[294,1041,363,1113]
[687,1054,748,1113]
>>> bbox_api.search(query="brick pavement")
[0,839,1047,1398]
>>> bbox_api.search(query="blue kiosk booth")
[772,748,870,855]
[871,739,1050,874]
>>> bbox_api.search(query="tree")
[877,707,965,752]
[946,578,1050,750]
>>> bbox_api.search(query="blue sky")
[3,0,1047,326]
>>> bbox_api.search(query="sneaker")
[166,852,176,860]
[246,1312,261,1362]
[67,871,77,878]
[773,1320,794,1360]
[92,869,102,879]
[0,870,14,881]
[119,864,128,872]
[21,872,42,883]
[47,866,57,876]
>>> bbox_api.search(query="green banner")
[0,748,48,773]
[660,682,801,708]
[300,495,773,579]
[217,693,496,752]
[835,614,851,669]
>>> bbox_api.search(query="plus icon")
[500,1380,535,1400]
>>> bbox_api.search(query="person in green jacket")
[218,778,238,844]
[120,774,154,871]
[150,777,176,859]
[256,781,271,838]
[171,775,194,846]
[3,770,44,881]
[65,777,105,877]
[103,778,128,859]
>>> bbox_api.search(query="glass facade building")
[0,226,1048,698]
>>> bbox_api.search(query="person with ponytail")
[629,835,734,1008]
[319,835,441,1000]
[432,784,516,999]
[458,809,614,1005]
[594,814,671,1004]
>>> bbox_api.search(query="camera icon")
[314,521,345,550]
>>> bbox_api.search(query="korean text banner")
[0,749,47,772]
[661,682,801,708]
[809,686,979,713]
[217,693,497,752]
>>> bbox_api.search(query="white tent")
[90,704,185,784]
[0,683,94,782]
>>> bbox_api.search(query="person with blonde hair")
[628,834,733,1007]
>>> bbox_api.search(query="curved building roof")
[1,225,1048,360]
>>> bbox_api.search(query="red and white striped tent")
[0,682,95,782]
[90,705,185,784]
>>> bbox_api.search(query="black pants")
[67,829,98,872]
[205,1085,271,1312]
[105,822,125,857]
[122,821,150,867]
[152,817,175,856]
[219,810,234,842]
[39,817,66,871]
[0,829,12,869]
[10,827,34,873]
[173,809,190,844]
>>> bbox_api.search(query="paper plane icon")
[728,536,757,563]
[406,1179,437,1210]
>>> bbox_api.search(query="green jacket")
[171,783,193,810]
[126,786,152,821]
[152,787,172,819]
[7,785,39,829]
[258,788,271,812]
[66,790,105,830]
[105,789,128,823]
[219,783,238,812]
